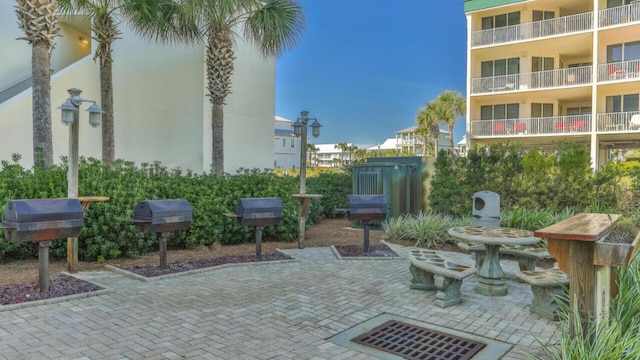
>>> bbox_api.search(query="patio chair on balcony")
[608,65,625,80]
[490,83,515,92]
[630,114,640,130]
[570,119,588,131]
[493,124,508,134]
[514,123,526,134]
[556,122,569,132]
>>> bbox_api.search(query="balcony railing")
[472,12,593,47]
[597,111,640,132]
[470,115,592,137]
[599,3,640,27]
[597,60,640,82]
[471,66,592,94]
[471,112,640,137]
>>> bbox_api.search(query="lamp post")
[292,111,322,249]
[58,88,103,272]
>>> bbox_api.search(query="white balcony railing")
[599,3,640,27]
[470,113,640,137]
[597,59,640,82]
[470,115,591,137]
[471,66,592,94]
[597,111,640,131]
[472,12,593,47]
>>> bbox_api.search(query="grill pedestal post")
[159,232,170,269]
[38,241,52,291]
[255,226,264,258]
[363,221,371,253]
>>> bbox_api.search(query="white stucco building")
[0,8,276,173]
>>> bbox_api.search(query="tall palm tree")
[16,0,60,169]
[434,90,466,153]
[416,101,440,156]
[57,0,130,168]
[129,0,305,176]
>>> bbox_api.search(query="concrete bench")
[516,268,569,321]
[408,249,475,308]
[457,241,553,273]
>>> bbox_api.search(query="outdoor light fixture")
[78,36,89,45]
[58,88,104,126]
[292,110,322,138]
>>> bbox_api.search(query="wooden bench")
[516,268,569,321]
[408,249,475,308]
[457,241,552,273]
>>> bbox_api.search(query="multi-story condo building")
[464,0,640,169]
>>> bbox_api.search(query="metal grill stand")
[225,198,283,259]
[347,195,388,252]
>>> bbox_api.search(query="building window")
[481,103,519,120]
[532,10,554,21]
[481,58,519,77]
[282,139,286,147]
[481,12,520,29]
[532,103,554,117]
[567,107,591,115]
[607,41,640,63]
[607,0,635,8]
[606,94,640,112]
[290,139,295,147]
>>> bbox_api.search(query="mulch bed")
[0,273,103,306]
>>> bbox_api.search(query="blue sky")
[275,0,467,148]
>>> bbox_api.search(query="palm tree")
[416,101,440,156]
[16,0,60,169]
[129,0,305,176]
[434,90,466,153]
[58,0,142,166]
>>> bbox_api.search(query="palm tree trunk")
[100,49,115,167]
[449,126,455,154]
[212,103,224,176]
[32,41,53,169]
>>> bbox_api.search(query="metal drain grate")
[351,320,486,360]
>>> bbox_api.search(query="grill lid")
[347,195,387,209]
[132,199,193,222]
[2,198,84,224]
[235,198,283,216]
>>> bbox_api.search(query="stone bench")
[457,241,553,273]
[516,268,569,321]
[408,249,475,308]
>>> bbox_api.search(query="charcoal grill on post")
[225,198,283,258]
[131,199,193,269]
[347,195,388,252]
[1,198,84,291]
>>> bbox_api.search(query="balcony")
[470,115,592,137]
[599,3,640,28]
[597,111,640,132]
[597,60,640,82]
[472,12,593,47]
[471,66,592,95]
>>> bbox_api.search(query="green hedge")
[429,142,631,217]
[0,156,352,262]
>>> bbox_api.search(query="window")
[282,139,286,147]
[532,57,554,71]
[531,103,553,117]
[533,10,554,21]
[606,94,639,112]
[481,12,520,29]
[607,41,640,62]
[481,58,520,77]
[480,104,520,120]
[290,139,295,147]
[567,107,591,115]
[607,0,634,8]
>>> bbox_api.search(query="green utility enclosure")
[351,156,430,222]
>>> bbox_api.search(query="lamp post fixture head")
[58,88,103,127]
[291,110,321,138]
[310,119,322,138]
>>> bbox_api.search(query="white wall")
[0,3,277,174]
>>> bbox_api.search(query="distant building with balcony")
[464,0,640,168]
[274,116,301,169]
[395,125,453,155]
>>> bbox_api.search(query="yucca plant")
[382,212,469,248]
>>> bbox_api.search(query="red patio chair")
[514,123,526,133]
[556,122,569,132]
[571,119,587,131]
[493,124,507,134]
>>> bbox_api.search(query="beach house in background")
[394,125,453,155]
[274,116,301,168]
[464,0,640,169]
[0,5,276,173]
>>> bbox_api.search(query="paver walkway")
[0,243,557,359]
